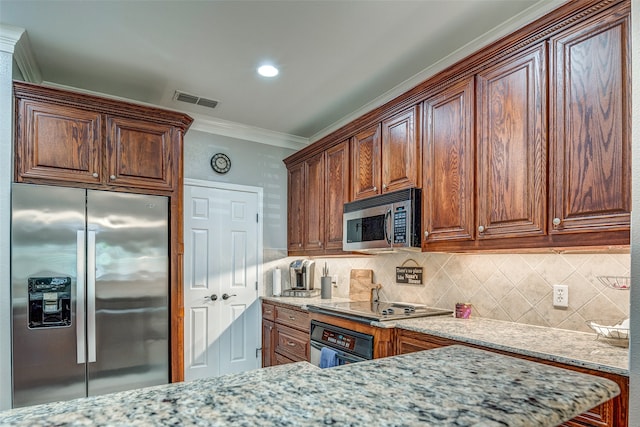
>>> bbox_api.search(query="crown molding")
[189,112,309,150]
[309,0,564,143]
[0,25,42,82]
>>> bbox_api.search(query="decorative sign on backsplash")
[396,267,423,284]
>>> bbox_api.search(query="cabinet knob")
[478,225,485,233]
[109,175,116,180]
[382,184,387,190]
[318,242,322,246]
[298,243,302,248]
[373,186,377,192]
[552,218,561,226]
[92,172,99,178]
[424,231,429,238]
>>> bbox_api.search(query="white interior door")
[183,180,262,381]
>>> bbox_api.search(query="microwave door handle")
[384,209,392,245]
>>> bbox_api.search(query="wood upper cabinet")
[303,152,325,252]
[422,76,475,244]
[107,116,174,190]
[14,81,191,193]
[324,140,350,251]
[16,100,103,185]
[381,106,421,193]
[475,42,547,239]
[549,4,631,234]
[351,123,381,200]
[351,105,420,201]
[287,162,305,251]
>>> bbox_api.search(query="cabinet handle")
[552,218,561,226]
[287,341,296,347]
[92,172,99,178]
[109,175,116,180]
[478,225,485,233]
[288,315,296,320]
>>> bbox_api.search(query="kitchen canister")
[455,303,472,319]
[321,276,332,299]
[272,268,282,297]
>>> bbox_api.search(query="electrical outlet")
[332,275,338,287]
[553,284,569,308]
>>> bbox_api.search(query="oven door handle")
[310,341,367,364]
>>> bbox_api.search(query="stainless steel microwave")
[343,188,421,252]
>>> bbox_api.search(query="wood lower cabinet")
[262,302,310,367]
[549,3,631,235]
[396,329,629,427]
[351,105,420,201]
[475,42,547,240]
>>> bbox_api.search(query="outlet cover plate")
[553,284,569,308]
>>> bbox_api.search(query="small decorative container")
[321,276,332,299]
[455,303,472,319]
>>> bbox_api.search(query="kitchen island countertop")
[0,345,619,427]
[394,316,629,376]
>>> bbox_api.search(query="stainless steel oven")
[309,320,373,368]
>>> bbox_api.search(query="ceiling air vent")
[173,90,219,109]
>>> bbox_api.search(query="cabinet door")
[16,100,102,184]
[287,163,305,252]
[549,6,630,234]
[422,77,475,243]
[381,105,420,193]
[107,116,174,190]
[476,42,547,239]
[325,141,350,251]
[351,124,381,200]
[303,153,325,251]
[262,319,274,368]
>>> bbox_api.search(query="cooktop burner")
[307,301,453,323]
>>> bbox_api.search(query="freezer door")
[11,183,87,408]
[86,190,169,396]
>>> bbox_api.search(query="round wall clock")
[210,153,231,174]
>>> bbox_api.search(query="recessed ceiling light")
[257,64,279,77]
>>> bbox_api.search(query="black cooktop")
[307,301,453,322]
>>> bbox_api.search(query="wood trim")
[13,81,193,130]
[283,0,626,167]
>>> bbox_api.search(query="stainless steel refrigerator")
[11,183,169,408]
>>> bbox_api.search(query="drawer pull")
[287,341,296,347]
[288,315,296,320]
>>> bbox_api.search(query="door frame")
[183,178,264,376]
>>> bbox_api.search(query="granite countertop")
[261,295,351,309]
[0,345,620,427]
[395,317,629,376]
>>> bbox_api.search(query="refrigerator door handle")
[76,230,86,364]
[87,230,97,363]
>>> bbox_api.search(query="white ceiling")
[0,0,564,147]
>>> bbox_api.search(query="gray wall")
[183,129,296,251]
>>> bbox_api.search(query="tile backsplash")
[263,250,630,334]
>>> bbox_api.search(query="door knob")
[222,293,237,300]
[206,294,218,301]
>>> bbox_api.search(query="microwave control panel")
[393,206,407,244]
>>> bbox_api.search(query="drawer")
[274,352,296,366]
[262,302,275,321]
[275,323,309,362]
[275,305,310,330]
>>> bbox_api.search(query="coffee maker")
[289,259,315,290]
